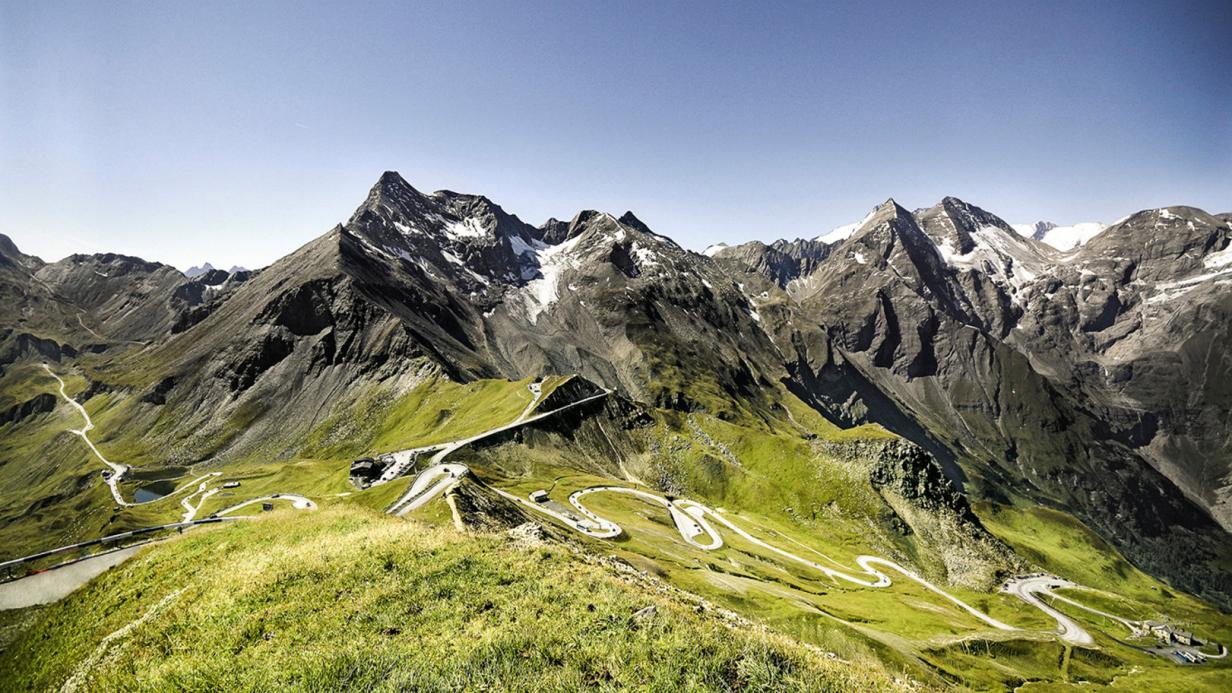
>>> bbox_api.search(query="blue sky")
[2,1,1229,269]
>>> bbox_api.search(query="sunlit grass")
[0,506,907,691]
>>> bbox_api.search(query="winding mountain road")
[1048,587,1137,631]
[385,386,609,514]
[379,380,1021,635]
[35,365,316,555]
[216,494,317,517]
[42,365,314,519]
[45,364,220,511]
[178,474,223,521]
[380,384,1137,645]
[34,363,1156,650]
[44,364,130,506]
[499,481,1017,632]
[1001,576,1094,646]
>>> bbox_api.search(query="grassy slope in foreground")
[0,506,910,692]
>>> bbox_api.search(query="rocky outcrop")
[0,332,78,366]
[0,392,56,425]
[447,476,538,532]
[709,240,832,288]
[534,376,605,413]
[820,438,1023,589]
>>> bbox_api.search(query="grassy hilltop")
[0,506,906,691]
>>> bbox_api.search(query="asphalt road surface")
[1001,575,1094,646]
[0,546,142,610]
[385,389,609,514]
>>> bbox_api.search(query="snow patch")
[1146,263,1232,304]
[816,208,878,244]
[440,250,490,285]
[1204,243,1232,269]
[703,243,728,257]
[520,234,586,324]
[936,226,1048,294]
[444,217,488,241]
[1011,222,1105,251]
[508,234,547,257]
[817,222,859,244]
[631,241,660,268]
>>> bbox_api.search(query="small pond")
[133,479,179,503]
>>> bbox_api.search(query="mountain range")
[184,263,249,278]
[2,172,1231,687]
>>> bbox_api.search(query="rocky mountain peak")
[184,262,215,278]
[844,199,916,247]
[941,196,1010,229]
[709,240,800,287]
[351,170,435,226]
[916,197,1020,257]
[875,197,909,218]
[1027,221,1057,240]
[1075,206,1231,284]
[1089,206,1224,246]
[617,211,653,236]
[847,197,931,251]
[0,233,16,253]
[1099,206,1215,234]
[375,169,422,197]
[564,210,608,240]
[538,217,570,245]
[0,234,47,275]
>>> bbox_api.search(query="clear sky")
[2,1,1229,270]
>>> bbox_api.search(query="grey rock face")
[820,437,1025,588]
[709,238,833,288]
[718,199,1232,607]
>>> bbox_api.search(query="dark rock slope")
[715,199,1232,607]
